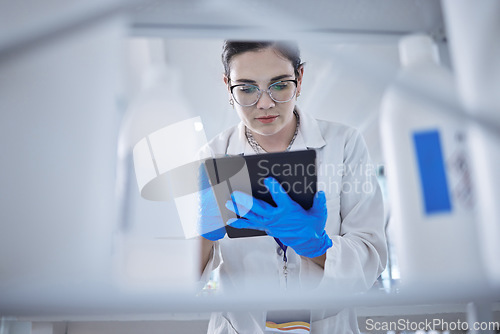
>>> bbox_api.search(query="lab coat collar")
[294,107,327,150]
[226,107,327,155]
[225,122,253,155]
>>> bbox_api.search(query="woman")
[198,41,387,333]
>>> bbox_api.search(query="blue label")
[413,130,452,215]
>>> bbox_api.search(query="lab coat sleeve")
[198,240,222,288]
[322,130,388,292]
[196,143,223,288]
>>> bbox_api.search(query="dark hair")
[221,40,303,79]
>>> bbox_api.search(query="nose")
[256,91,275,109]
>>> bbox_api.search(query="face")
[224,47,303,138]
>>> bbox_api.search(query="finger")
[227,218,266,231]
[198,160,215,191]
[311,190,327,215]
[264,177,293,208]
[226,191,271,217]
[198,205,225,237]
[200,226,226,241]
[225,201,265,223]
[227,218,238,225]
[225,191,252,213]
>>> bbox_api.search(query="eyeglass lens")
[232,81,297,107]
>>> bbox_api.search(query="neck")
[251,115,297,153]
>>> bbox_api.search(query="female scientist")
[198,41,387,333]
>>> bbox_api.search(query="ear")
[296,65,305,95]
[223,75,230,92]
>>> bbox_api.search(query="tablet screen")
[204,149,317,238]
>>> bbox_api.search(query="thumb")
[264,177,291,207]
[311,191,327,215]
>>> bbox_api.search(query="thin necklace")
[245,109,300,154]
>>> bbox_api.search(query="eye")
[271,82,289,91]
[236,85,258,94]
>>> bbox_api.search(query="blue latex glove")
[225,177,332,258]
[197,164,226,241]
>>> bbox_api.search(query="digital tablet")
[203,149,317,238]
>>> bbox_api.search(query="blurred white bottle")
[380,34,486,287]
[442,0,500,288]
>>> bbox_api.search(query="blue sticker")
[413,130,452,215]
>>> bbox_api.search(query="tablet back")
[204,149,317,238]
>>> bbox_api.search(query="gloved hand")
[197,163,226,241]
[225,177,332,258]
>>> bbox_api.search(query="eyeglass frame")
[228,79,298,107]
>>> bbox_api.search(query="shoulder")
[208,124,239,145]
[316,118,357,136]
[199,124,240,158]
[297,109,358,151]
[313,117,360,146]
[308,117,369,163]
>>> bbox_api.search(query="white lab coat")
[199,108,387,333]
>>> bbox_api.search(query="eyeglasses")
[229,79,298,107]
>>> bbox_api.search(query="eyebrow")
[232,74,294,85]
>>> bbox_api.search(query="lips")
[256,115,279,124]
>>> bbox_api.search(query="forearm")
[323,234,387,292]
[199,237,215,276]
[302,253,327,269]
